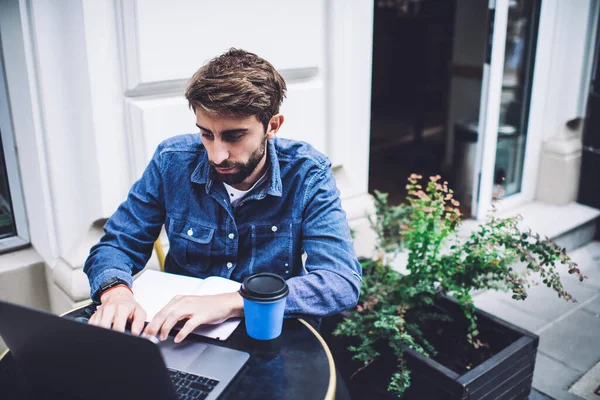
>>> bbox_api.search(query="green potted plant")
[329,174,585,399]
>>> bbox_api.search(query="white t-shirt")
[222,168,269,207]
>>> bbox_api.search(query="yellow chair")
[153,238,166,272]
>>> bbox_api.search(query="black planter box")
[322,296,539,400]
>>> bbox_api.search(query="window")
[0,54,29,253]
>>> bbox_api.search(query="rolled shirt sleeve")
[284,166,363,317]
[84,147,166,302]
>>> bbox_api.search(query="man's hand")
[88,286,147,336]
[142,292,244,343]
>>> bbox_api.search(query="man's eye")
[223,134,244,142]
[201,132,214,140]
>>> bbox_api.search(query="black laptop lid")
[0,300,177,400]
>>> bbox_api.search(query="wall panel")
[118,0,329,172]
[121,0,325,89]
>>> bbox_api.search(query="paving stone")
[473,291,546,333]
[544,272,599,305]
[529,389,555,399]
[538,310,600,373]
[489,281,598,322]
[569,361,600,400]
[565,242,600,290]
[583,296,600,315]
[554,221,597,253]
[533,353,584,400]
[570,241,600,261]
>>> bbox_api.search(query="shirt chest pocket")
[168,218,214,272]
[250,223,292,276]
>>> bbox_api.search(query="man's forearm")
[284,268,361,317]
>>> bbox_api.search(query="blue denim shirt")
[84,134,362,317]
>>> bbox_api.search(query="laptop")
[0,299,250,400]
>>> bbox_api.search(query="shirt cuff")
[90,268,134,303]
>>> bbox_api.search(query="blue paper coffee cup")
[239,273,289,340]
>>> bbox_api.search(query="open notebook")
[132,269,242,341]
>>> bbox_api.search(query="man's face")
[195,108,281,188]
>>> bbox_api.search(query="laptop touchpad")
[158,337,208,371]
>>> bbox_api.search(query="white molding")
[124,98,148,178]
[474,1,509,220]
[559,0,596,120]
[341,192,375,222]
[472,63,491,215]
[115,0,141,91]
[0,236,29,254]
[342,193,376,258]
[539,0,595,144]
[124,67,320,98]
[81,0,132,215]
[0,38,29,248]
[0,0,58,261]
[327,0,374,198]
[579,0,600,115]
[519,0,558,204]
[278,67,320,83]
[53,258,90,302]
[25,0,107,257]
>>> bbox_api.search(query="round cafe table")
[0,303,337,400]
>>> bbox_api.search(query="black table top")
[0,304,336,400]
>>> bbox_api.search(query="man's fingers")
[174,317,203,343]
[159,314,183,341]
[130,307,147,336]
[143,312,166,337]
[98,306,116,330]
[111,305,130,333]
[88,308,101,325]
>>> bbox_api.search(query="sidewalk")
[472,241,600,400]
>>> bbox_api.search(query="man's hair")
[185,48,287,131]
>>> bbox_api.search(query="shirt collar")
[191,138,282,198]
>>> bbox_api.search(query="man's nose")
[212,139,230,165]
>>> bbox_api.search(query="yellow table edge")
[298,318,337,400]
[1,305,337,400]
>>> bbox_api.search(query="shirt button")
[226,262,233,269]
[187,228,193,236]
[228,233,235,239]
[271,226,278,232]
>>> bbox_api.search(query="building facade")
[0,0,597,325]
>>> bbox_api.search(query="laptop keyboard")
[168,368,220,399]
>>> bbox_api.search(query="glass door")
[472,0,539,220]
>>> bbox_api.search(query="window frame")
[0,50,29,253]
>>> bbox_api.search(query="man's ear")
[266,114,284,140]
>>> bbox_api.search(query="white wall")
[538,0,597,142]
[1,0,375,309]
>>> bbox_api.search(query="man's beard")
[210,139,267,185]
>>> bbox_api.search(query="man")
[84,48,362,343]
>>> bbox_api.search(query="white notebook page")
[132,269,242,340]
